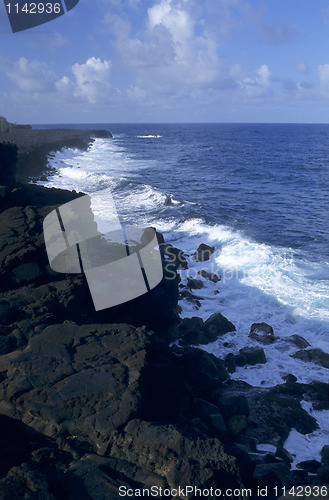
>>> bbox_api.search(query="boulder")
[176,316,206,346]
[239,347,266,365]
[204,313,236,342]
[178,289,202,308]
[282,374,297,384]
[291,348,329,368]
[224,353,238,373]
[193,243,215,262]
[198,269,221,283]
[285,334,310,349]
[186,277,204,289]
[296,460,321,473]
[249,322,277,344]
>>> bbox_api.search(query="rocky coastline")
[0,126,112,183]
[0,128,329,499]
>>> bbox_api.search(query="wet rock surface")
[249,322,278,344]
[192,243,215,262]
[291,348,329,368]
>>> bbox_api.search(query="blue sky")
[1,0,329,123]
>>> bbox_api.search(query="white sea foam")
[284,401,329,469]
[137,135,162,138]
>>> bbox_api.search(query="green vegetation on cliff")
[0,116,14,134]
[0,116,31,133]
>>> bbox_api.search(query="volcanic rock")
[239,347,267,365]
[291,348,329,369]
[186,277,204,289]
[249,322,277,344]
[198,269,221,283]
[285,334,310,349]
[193,243,215,262]
[204,313,236,341]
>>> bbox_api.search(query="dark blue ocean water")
[112,123,329,260]
[38,123,329,261]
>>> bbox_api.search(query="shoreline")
[0,130,329,496]
[0,126,112,183]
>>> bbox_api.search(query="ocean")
[36,123,329,465]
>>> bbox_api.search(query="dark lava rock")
[175,316,206,346]
[198,269,221,283]
[245,388,317,444]
[0,128,112,183]
[177,314,236,347]
[321,445,329,465]
[282,374,298,384]
[296,459,321,473]
[285,334,310,349]
[179,347,229,396]
[207,413,227,432]
[217,392,250,417]
[249,322,277,344]
[317,446,329,483]
[239,347,266,365]
[0,414,79,500]
[292,348,329,368]
[204,313,236,341]
[62,455,138,500]
[225,353,238,373]
[253,462,293,488]
[110,419,243,492]
[0,196,181,338]
[178,289,202,308]
[0,323,152,454]
[186,277,204,289]
[226,415,248,435]
[161,244,188,270]
[0,143,17,187]
[193,243,215,262]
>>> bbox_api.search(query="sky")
[1,0,329,123]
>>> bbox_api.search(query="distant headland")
[0,116,112,182]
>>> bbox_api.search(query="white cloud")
[71,57,111,103]
[111,0,238,97]
[7,57,56,93]
[238,64,272,98]
[148,0,194,54]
